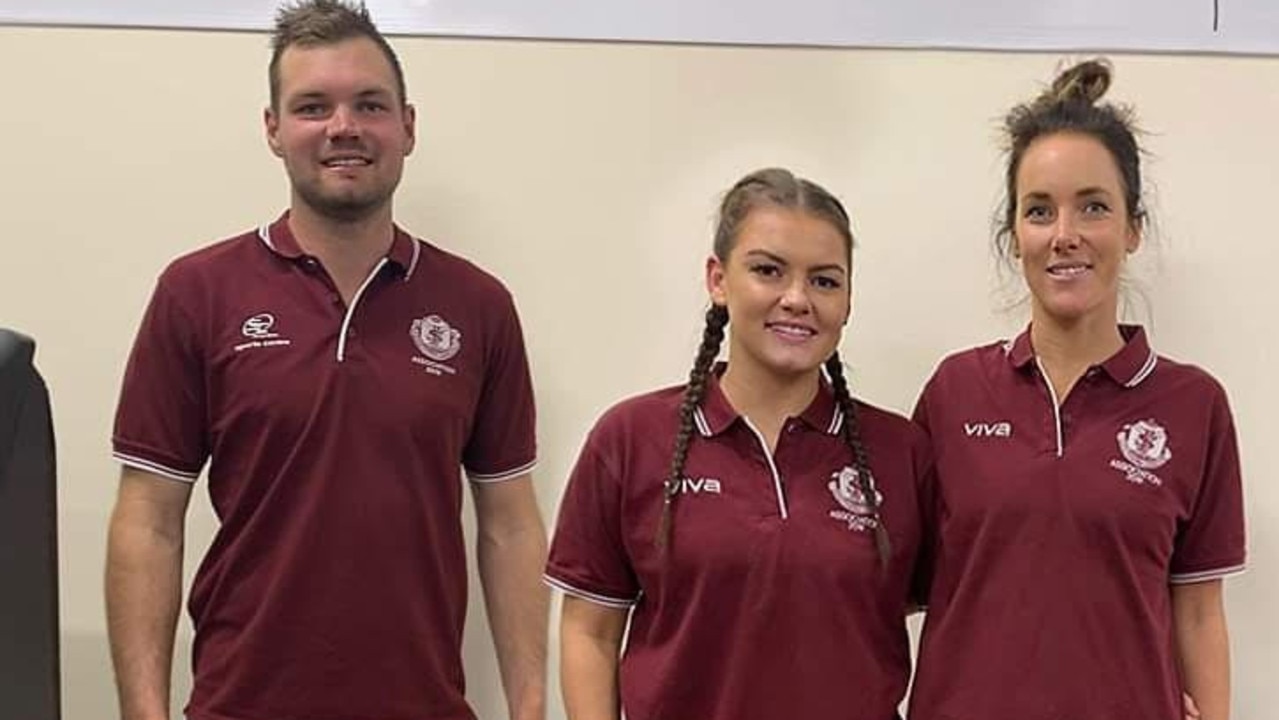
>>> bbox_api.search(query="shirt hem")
[542,573,636,609]
[467,458,537,483]
[1170,563,1247,584]
[113,452,199,483]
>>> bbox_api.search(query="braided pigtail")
[825,353,891,567]
[656,304,729,553]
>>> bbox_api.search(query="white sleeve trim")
[467,458,537,484]
[542,573,637,609]
[1169,563,1247,584]
[114,452,200,483]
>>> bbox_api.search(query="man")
[105,2,548,719]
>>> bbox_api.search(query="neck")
[1030,306,1125,403]
[720,359,820,448]
[288,201,395,301]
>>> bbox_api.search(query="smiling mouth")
[1047,264,1092,278]
[322,157,372,168]
[767,322,816,339]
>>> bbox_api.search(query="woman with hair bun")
[545,168,932,720]
[908,60,1246,720]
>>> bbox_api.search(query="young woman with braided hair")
[546,168,932,720]
[907,60,1245,720]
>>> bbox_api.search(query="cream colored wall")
[1,25,1275,719]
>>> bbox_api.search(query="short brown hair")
[268,0,407,110]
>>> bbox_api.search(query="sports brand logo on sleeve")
[234,313,292,352]
[1108,419,1172,486]
[827,466,882,532]
[963,421,1013,438]
[410,314,461,376]
[667,476,723,496]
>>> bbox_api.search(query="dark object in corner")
[0,329,61,720]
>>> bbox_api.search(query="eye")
[1082,200,1111,216]
[293,103,328,117]
[1022,204,1053,223]
[748,262,782,279]
[811,275,843,290]
[358,100,389,113]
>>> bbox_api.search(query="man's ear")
[402,103,417,156]
[265,106,283,158]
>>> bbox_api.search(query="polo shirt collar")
[693,362,844,438]
[257,212,422,280]
[1005,323,1158,388]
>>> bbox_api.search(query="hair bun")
[1046,59,1112,106]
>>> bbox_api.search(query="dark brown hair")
[269,0,407,111]
[997,59,1145,263]
[658,168,891,564]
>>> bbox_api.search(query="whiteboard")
[2,0,1278,55]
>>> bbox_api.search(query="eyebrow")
[1022,186,1114,202]
[287,88,394,102]
[743,248,847,275]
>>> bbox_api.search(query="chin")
[1038,302,1110,326]
[763,355,826,378]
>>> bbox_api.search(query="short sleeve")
[463,289,537,482]
[1169,383,1247,583]
[908,383,940,607]
[908,423,939,608]
[911,378,934,435]
[112,272,208,482]
[544,424,640,608]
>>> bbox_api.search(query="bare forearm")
[105,478,188,720]
[1176,616,1230,719]
[1174,582,1231,720]
[478,518,549,720]
[562,633,623,720]
[561,599,625,720]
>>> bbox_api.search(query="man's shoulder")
[408,237,514,302]
[158,226,267,285]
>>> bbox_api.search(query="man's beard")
[295,179,395,223]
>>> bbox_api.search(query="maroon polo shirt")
[113,213,537,720]
[546,369,932,720]
[908,325,1246,720]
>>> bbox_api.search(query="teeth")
[1049,265,1089,277]
[325,158,370,167]
[771,324,814,337]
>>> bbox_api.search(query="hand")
[1184,691,1202,720]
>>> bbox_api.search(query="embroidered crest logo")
[1108,418,1171,487]
[827,466,882,532]
[1117,419,1172,470]
[410,314,461,362]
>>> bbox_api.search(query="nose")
[1051,211,1082,251]
[326,104,361,140]
[779,276,812,314]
